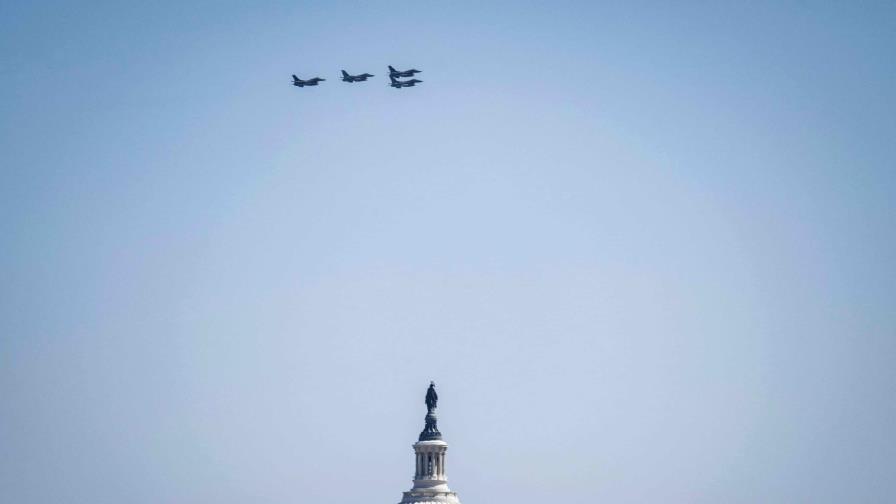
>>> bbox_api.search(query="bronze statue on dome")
[425,381,438,412]
[419,381,442,441]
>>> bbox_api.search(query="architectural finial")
[419,382,442,441]
[401,381,460,504]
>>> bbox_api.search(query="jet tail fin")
[292,74,299,80]
[389,65,396,72]
[341,70,349,77]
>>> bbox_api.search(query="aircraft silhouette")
[292,75,325,87]
[341,70,374,82]
[390,76,422,88]
[388,65,421,78]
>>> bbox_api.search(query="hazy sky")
[2,1,895,503]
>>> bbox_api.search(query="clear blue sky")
[2,1,895,502]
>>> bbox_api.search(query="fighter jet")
[292,75,325,87]
[388,65,422,78]
[341,70,374,82]
[390,76,422,89]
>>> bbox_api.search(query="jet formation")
[291,65,422,90]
